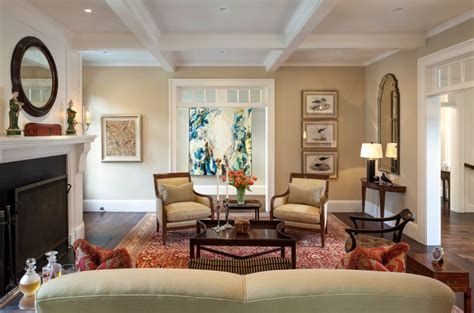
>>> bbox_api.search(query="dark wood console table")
[361,178,406,219]
[407,253,471,313]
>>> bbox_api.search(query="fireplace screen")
[13,175,68,279]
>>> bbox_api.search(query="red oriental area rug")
[116,213,349,269]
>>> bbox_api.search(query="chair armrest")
[156,198,165,224]
[319,194,328,227]
[194,191,214,215]
[271,190,289,210]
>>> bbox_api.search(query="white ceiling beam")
[157,34,285,51]
[300,33,426,50]
[73,32,142,51]
[363,50,399,66]
[265,0,340,72]
[106,0,175,72]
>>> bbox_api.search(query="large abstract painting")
[189,108,252,175]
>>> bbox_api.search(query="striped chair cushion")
[188,257,292,275]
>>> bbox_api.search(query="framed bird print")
[302,90,338,119]
[302,151,338,179]
[302,120,337,149]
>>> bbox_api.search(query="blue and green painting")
[189,107,252,175]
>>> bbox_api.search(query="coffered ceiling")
[27,0,474,71]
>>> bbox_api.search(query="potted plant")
[227,170,257,204]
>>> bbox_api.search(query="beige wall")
[365,19,474,217]
[83,66,366,202]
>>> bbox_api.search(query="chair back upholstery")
[153,172,191,198]
[289,173,329,197]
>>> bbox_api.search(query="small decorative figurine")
[431,246,445,263]
[66,100,77,135]
[6,90,23,136]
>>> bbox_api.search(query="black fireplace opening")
[0,155,69,298]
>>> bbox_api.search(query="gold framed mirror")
[378,73,400,174]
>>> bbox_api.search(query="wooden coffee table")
[190,220,296,268]
[407,253,471,313]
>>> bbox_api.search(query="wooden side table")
[226,199,262,220]
[360,178,406,219]
[441,170,450,210]
[407,253,471,313]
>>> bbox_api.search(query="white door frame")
[417,38,474,245]
[169,79,276,210]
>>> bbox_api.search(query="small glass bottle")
[19,258,41,296]
[42,251,62,283]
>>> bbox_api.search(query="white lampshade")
[360,143,383,159]
[386,143,398,159]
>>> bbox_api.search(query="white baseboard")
[327,200,361,213]
[364,201,420,242]
[84,199,362,213]
[84,199,156,212]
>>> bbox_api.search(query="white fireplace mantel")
[0,135,96,243]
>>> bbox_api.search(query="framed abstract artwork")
[302,151,338,179]
[189,107,252,175]
[302,120,338,149]
[101,114,142,162]
[302,90,338,119]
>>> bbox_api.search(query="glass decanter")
[19,258,41,296]
[42,251,62,283]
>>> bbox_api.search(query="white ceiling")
[27,0,474,70]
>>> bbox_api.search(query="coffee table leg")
[197,245,201,258]
[280,247,285,258]
[291,244,296,269]
[256,208,260,220]
[464,288,471,313]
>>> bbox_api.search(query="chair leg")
[156,220,160,232]
[162,227,167,245]
[321,229,325,247]
[325,223,328,234]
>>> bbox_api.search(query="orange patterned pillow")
[336,242,409,272]
[74,239,132,271]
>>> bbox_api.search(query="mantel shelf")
[0,135,96,150]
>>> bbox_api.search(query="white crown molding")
[300,33,425,50]
[364,50,399,66]
[283,61,364,67]
[106,0,176,72]
[265,0,340,72]
[83,62,161,67]
[426,9,474,38]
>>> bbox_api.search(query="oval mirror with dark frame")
[11,36,58,117]
[378,73,400,174]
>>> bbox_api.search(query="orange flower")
[252,176,257,181]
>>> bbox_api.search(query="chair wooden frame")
[345,208,414,252]
[153,172,214,245]
[270,173,329,247]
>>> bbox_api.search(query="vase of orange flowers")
[228,170,257,205]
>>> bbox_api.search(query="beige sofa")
[36,268,455,313]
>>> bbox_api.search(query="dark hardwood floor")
[84,212,145,249]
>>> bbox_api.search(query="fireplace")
[0,156,68,297]
[0,134,95,305]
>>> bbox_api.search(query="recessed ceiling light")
[393,7,402,11]
[218,50,226,54]
[219,7,229,13]
[84,8,92,13]
[102,51,110,54]
[330,50,342,54]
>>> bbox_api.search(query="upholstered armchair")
[344,208,414,252]
[153,172,214,245]
[270,173,329,247]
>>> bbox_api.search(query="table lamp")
[386,143,397,159]
[360,142,383,182]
